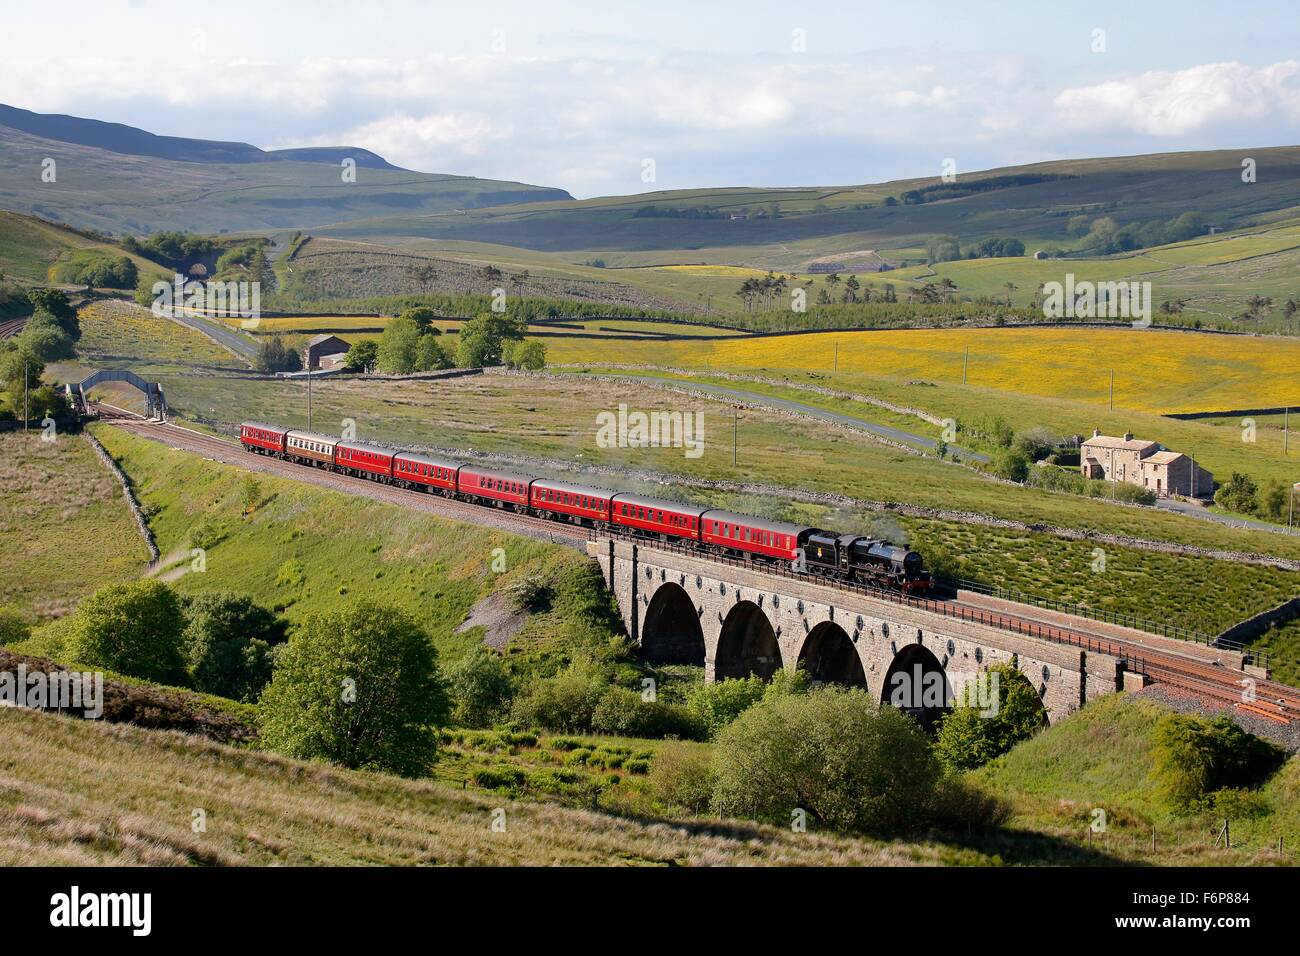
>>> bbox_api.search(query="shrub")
[1151,713,1282,811]
[646,741,713,812]
[446,645,514,727]
[182,591,285,702]
[0,606,31,646]
[591,686,703,739]
[506,575,552,613]
[257,601,450,776]
[1214,472,1260,515]
[624,758,651,775]
[509,660,608,732]
[711,688,943,834]
[473,765,526,791]
[934,664,1047,772]
[990,447,1030,482]
[65,580,188,684]
[686,676,766,738]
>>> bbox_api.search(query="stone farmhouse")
[1079,429,1213,498]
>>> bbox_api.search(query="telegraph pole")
[1285,407,1290,454]
[23,360,29,432]
[307,361,313,432]
[1109,369,1114,411]
[733,410,738,466]
[963,347,969,385]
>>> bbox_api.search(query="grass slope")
[0,706,939,866]
[0,431,150,620]
[92,425,620,671]
[978,694,1297,865]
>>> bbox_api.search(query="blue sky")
[3,1,1298,197]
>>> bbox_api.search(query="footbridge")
[66,369,167,419]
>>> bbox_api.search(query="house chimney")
[1123,431,1133,442]
[1092,428,1101,438]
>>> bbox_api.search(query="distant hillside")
[0,106,573,234]
[317,146,1300,268]
[0,102,402,169]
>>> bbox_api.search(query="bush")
[65,580,188,684]
[473,765,526,791]
[509,660,608,733]
[0,606,32,646]
[646,741,714,812]
[1151,713,1282,811]
[506,575,552,613]
[1215,472,1260,515]
[446,645,514,727]
[182,591,285,702]
[591,686,704,740]
[258,601,450,776]
[685,676,767,738]
[711,688,943,834]
[934,664,1047,772]
[990,447,1030,482]
[254,336,302,373]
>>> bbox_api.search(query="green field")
[0,431,150,621]
[0,211,164,285]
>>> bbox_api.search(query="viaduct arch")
[595,537,1135,725]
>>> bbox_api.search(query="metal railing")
[948,577,1270,667]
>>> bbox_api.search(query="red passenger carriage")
[458,467,532,508]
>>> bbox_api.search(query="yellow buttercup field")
[547,326,1300,414]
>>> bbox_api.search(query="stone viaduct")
[590,535,1134,724]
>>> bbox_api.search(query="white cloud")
[1,48,1298,196]
[1054,60,1300,136]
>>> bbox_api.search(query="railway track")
[97,408,1300,723]
[0,317,28,340]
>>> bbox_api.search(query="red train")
[239,421,932,592]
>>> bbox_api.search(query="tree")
[934,664,1047,771]
[65,580,188,684]
[399,306,438,334]
[254,336,302,373]
[183,592,286,702]
[712,688,942,834]
[1214,472,1259,515]
[504,338,546,371]
[0,606,31,646]
[27,289,78,342]
[416,334,452,371]
[17,313,75,362]
[376,316,423,373]
[1086,216,1121,254]
[990,447,1030,482]
[446,646,514,727]
[343,339,379,373]
[455,312,525,368]
[926,235,961,263]
[240,474,262,516]
[258,601,450,776]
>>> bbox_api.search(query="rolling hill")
[313,146,1300,269]
[0,105,573,235]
